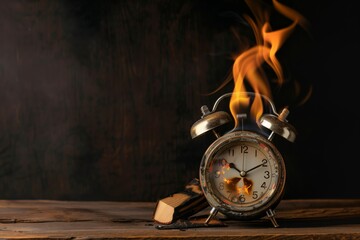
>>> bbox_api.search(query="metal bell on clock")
[190,105,232,139]
[259,107,297,142]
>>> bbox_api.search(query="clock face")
[200,131,286,219]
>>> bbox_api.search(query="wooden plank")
[0,199,359,239]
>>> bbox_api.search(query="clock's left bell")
[190,105,232,139]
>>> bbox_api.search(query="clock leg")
[266,209,279,228]
[205,207,218,224]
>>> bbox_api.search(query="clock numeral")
[219,182,225,190]
[228,149,234,156]
[252,191,258,199]
[261,182,267,189]
[239,194,246,203]
[227,192,236,201]
[262,159,268,167]
[255,150,257,157]
[241,145,248,154]
[264,171,270,179]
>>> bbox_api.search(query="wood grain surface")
[0,199,359,239]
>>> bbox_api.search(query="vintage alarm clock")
[190,92,296,227]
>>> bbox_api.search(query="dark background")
[0,0,358,201]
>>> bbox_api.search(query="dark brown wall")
[0,0,359,201]
[0,0,237,200]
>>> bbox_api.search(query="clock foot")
[266,209,279,228]
[205,207,218,224]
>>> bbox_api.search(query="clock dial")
[209,141,278,207]
[200,131,286,219]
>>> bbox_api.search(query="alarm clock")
[190,92,296,227]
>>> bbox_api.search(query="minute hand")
[245,162,265,174]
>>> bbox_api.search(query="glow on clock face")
[206,139,281,211]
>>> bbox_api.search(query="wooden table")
[0,199,359,239]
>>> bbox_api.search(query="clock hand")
[229,163,246,177]
[245,162,265,174]
[229,163,241,174]
[242,150,245,173]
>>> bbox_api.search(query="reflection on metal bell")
[259,108,297,142]
[190,105,232,139]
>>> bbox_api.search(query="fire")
[230,0,308,126]
[225,177,253,195]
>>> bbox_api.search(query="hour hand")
[229,163,242,174]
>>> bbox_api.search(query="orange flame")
[230,0,308,126]
[224,177,253,195]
